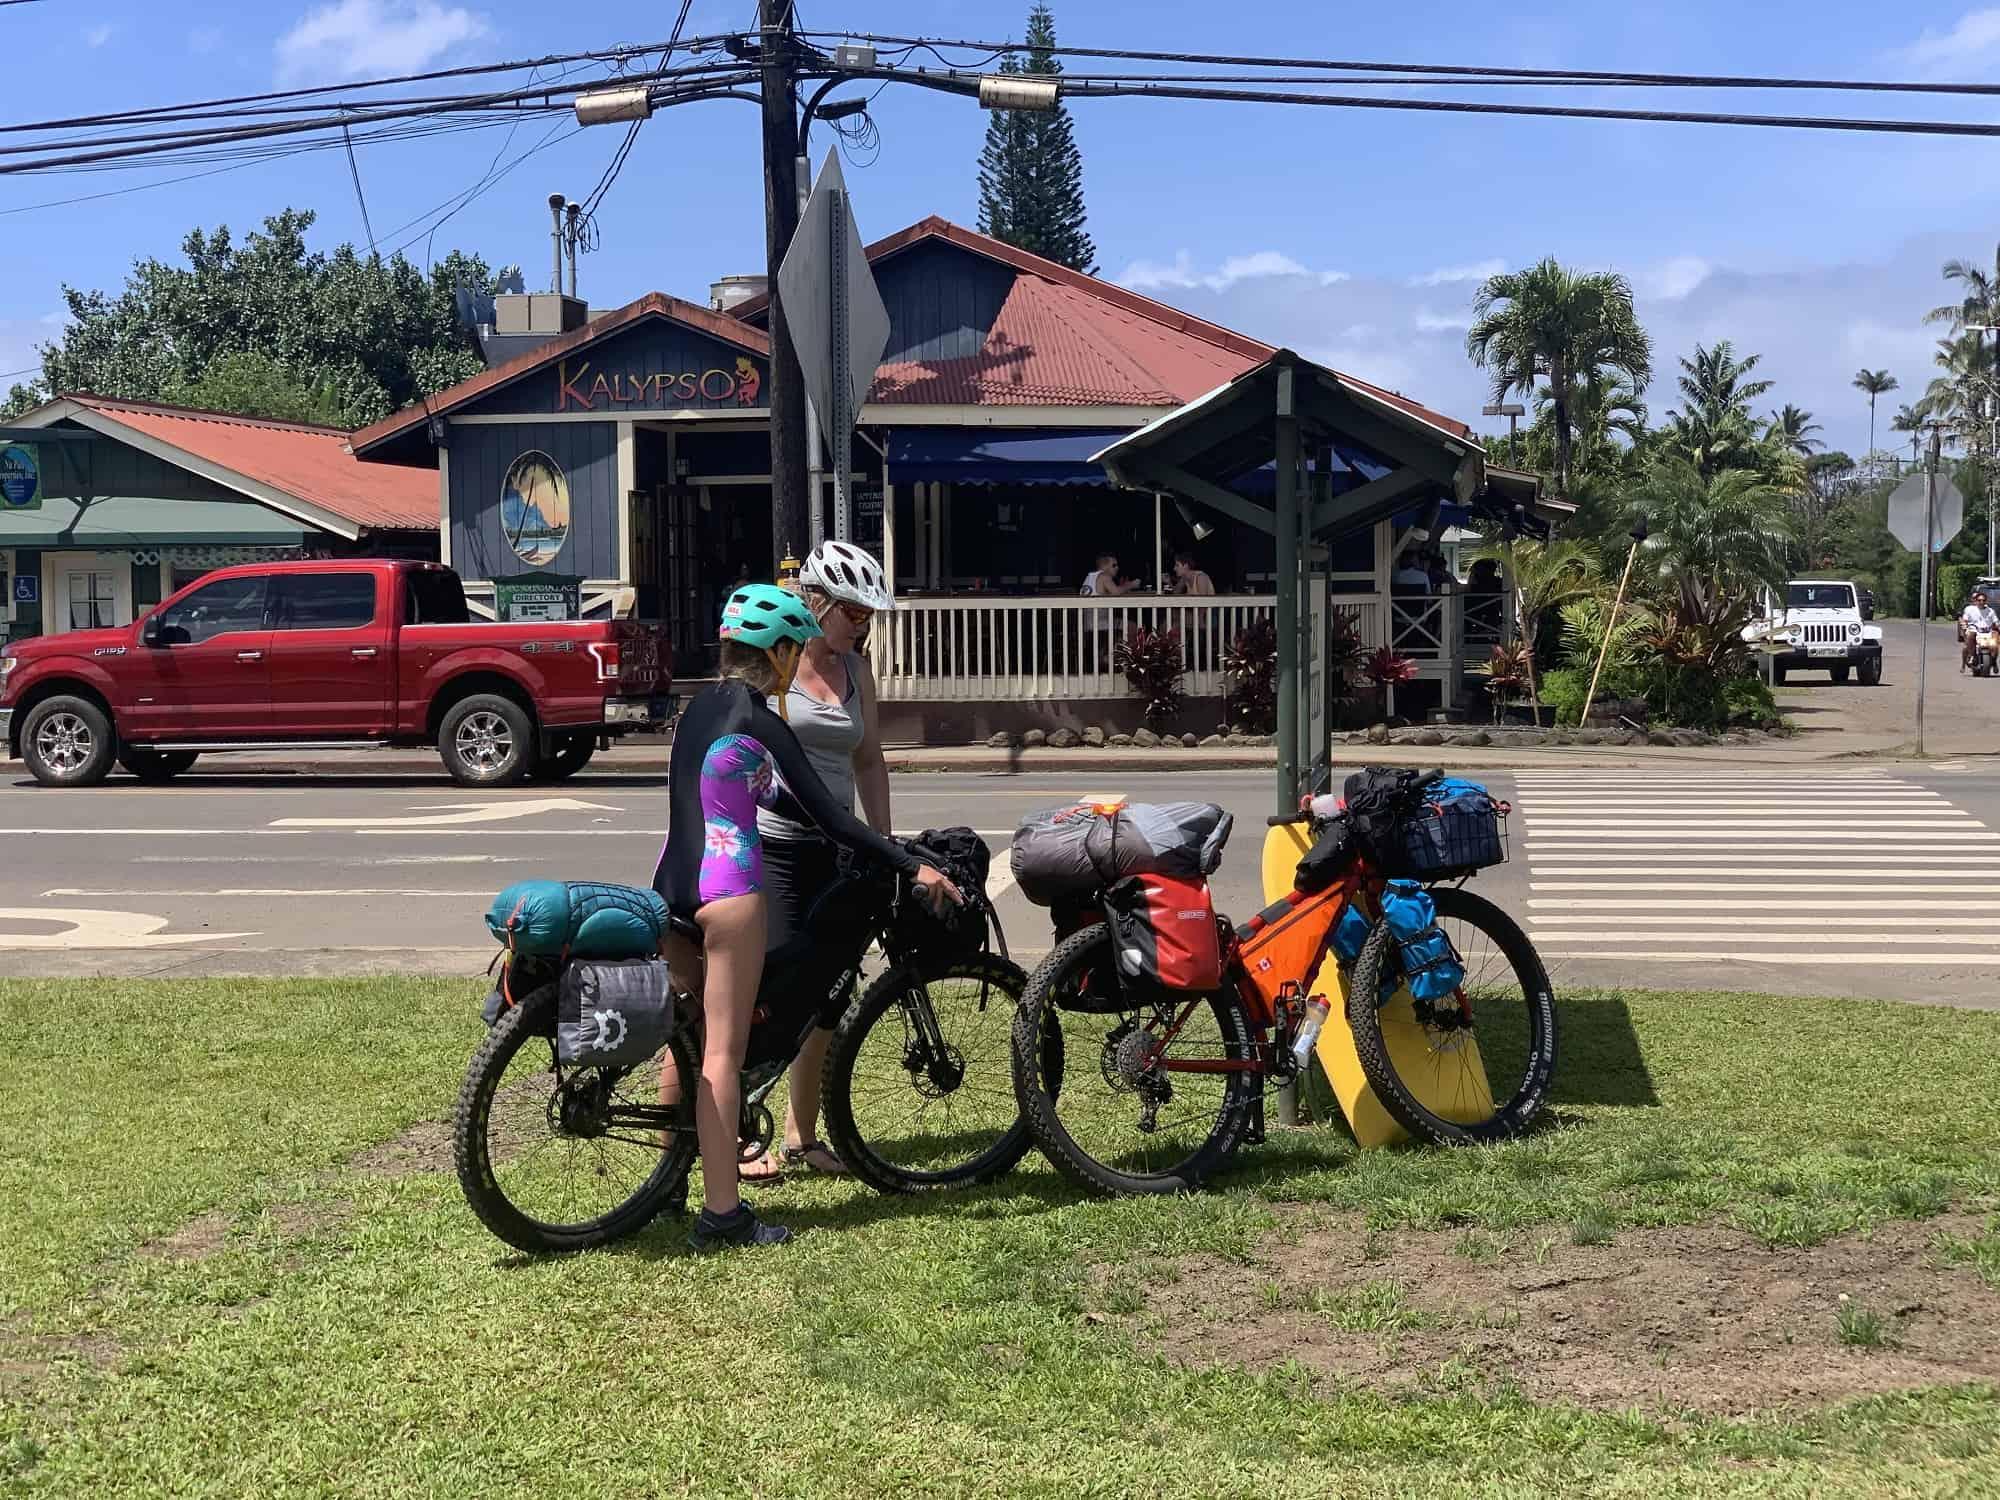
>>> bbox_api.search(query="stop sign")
[1887,472,1965,554]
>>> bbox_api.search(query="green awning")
[0,495,308,548]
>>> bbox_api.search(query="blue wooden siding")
[448,422,619,584]
[874,240,1017,364]
[459,319,769,419]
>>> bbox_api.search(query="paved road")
[1780,619,2000,757]
[2,764,1996,1008]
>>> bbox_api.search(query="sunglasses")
[832,600,875,626]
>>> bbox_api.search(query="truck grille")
[1799,623,1849,644]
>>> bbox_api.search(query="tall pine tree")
[976,3,1096,274]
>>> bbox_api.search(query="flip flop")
[738,1145,784,1184]
[780,1140,848,1176]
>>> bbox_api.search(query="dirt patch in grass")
[266,1198,352,1239]
[348,1118,453,1177]
[137,1210,231,1262]
[1129,1208,2000,1417]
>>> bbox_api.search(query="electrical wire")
[576,0,696,224]
[340,122,378,255]
[810,30,2000,100]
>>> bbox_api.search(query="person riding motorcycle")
[1963,591,1999,672]
[651,584,960,1252]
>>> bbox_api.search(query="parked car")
[0,560,672,787]
[1742,578,1883,685]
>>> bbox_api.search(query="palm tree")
[1926,248,2000,334]
[1891,403,1924,465]
[1919,333,1994,438]
[1466,258,1652,500]
[1853,369,1899,477]
[1639,459,1793,622]
[1663,342,1774,479]
[1765,404,1822,456]
[1473,537,1598,713]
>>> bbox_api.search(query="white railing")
[873,590,1493,703]
[877,594,1275,702]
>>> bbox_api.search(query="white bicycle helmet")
[799,540,895,612]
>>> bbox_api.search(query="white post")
[615,419,636,588]
[1154,492,1166,594]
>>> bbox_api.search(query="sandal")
[738,1145,784,1184]
[780,1140,848,1176]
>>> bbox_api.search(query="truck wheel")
[440,695,537,786]
[530,734,595,782]
[20,696,116,787]
[118,748,199,782]
[1830,664,1850,684]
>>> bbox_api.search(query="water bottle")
[1291,994,1332,1069]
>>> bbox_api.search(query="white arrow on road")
[273,797,621,829]
[0,908,255,949]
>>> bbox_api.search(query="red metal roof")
[350,292,769,454]
[67,396,439,532]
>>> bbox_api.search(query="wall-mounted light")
[426,411,449,448]
[1172,497,1213,541]
[674,457,691,479]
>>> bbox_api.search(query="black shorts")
[764,831,854,1026]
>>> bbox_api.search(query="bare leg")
[693,894,765,1217]
[785,1025,834,1154]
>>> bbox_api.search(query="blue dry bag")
[1379,879,1465,1004]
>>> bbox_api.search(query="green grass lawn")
[1,977,1997,1498]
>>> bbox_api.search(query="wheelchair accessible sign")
[0,444,39,511]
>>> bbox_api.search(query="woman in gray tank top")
[741,560,893,1181]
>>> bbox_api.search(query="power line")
[340,123,378,255]
[812,30,2000,100]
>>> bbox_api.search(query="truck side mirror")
[1859,592,1875,621]
[141,616,163,647]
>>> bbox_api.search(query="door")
[264,571,391,736]
[123,573,273,740]
[42,551,133,636]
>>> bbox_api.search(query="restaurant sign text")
[556,357,764,413]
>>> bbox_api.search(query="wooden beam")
[1114,456,1277,536]
[1309,466,1430,538]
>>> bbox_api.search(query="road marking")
[273,797,621,829]
[1535,866,2000,877]
[1527,839,2000,850]
[1534,913,2000,927]
[1534,951,2000,966]
[1528,931,2000,946]
[1530,897,2000,910]
[43,888,498,898]
[0,907,254,948]
[1531,880,1989,893]
[986,863,1017,902]
[1524,818,1978,829]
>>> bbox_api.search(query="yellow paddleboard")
[1259,822,1494,1148]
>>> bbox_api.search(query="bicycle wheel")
[453,982,700,1254]
[822,953,1035,1194]
[1346,886,1557,1146]
[1011,924,1259,1196]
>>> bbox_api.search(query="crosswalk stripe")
[1528,839,1999,849]
[1534,952,2000,966]
[1532,880,1980,893]
[1535,866,1997,877]
[1530,897,2000,909]
[1527,931,2000,946]
[1533,913,2000,927]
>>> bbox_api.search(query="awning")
[0,495,310,548]
[885,427,1130,486]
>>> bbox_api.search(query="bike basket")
[1385,782,1508,879]
[556,959,675,1068]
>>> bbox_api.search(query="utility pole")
[1918,427,1939,758]
[759,0,806,571]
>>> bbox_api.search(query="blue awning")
[886,427,1130,486]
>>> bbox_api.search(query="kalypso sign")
[556,357,763,413]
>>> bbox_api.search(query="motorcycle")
[1976,627,2000,678]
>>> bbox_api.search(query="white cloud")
[1117,248,1345,294]
[1896,8,2000,75]
[190,25,224,54]
[38,310,66,327]
[275,0,490,83]
[1409,259,1505,288]
[1635,256,1712,301]
[1414,307,1472,334]
[84,23,114,47]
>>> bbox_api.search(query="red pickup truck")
[0,559,671,787]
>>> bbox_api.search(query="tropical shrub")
[1362,647,1419,721]
[1481,643,1531,722]
[1222,619,1276,733]
[1115,626,1186,730]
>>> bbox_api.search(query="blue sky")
[5,0,2000,458]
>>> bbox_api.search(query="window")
[404,569,470,625]
[270,572,377,631]
[67,571,118,631]
[155,576,267,646]
[1787,583,1854,611]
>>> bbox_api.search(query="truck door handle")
[351,647,378,659]
[237,650,264,663]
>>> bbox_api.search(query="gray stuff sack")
[556,959,676,1068]
[1010,801,1234,908]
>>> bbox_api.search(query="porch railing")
[872,591,1491,703]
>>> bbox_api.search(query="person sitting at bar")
[1391,551,1432,594]
[1081,553,1140,597]
[1171,552,1216,596]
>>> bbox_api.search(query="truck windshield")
[1788,584,1853,610]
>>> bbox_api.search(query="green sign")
[494,572,582,623]
[0,444,39,511]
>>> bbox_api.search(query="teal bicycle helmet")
[718,582,823,648]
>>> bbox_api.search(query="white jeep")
[1742,579,1884,686]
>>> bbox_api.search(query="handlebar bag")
[1012,801,1234,907]
[1383,779,1506,879]
[894,825,995,962]
[486,880,669,960]
[556,959,676,1068]
[1106,874,1223,991]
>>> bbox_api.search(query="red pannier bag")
[1105,874,1223,991]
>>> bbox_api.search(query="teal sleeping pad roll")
[486,880,669,959]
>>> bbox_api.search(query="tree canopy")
[975,3,1097,273]
[5,208,507,429]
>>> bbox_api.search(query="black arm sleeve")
[749,699,923,877]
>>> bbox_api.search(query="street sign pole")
[830,186,853,542]
[1918,433,1938,757]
